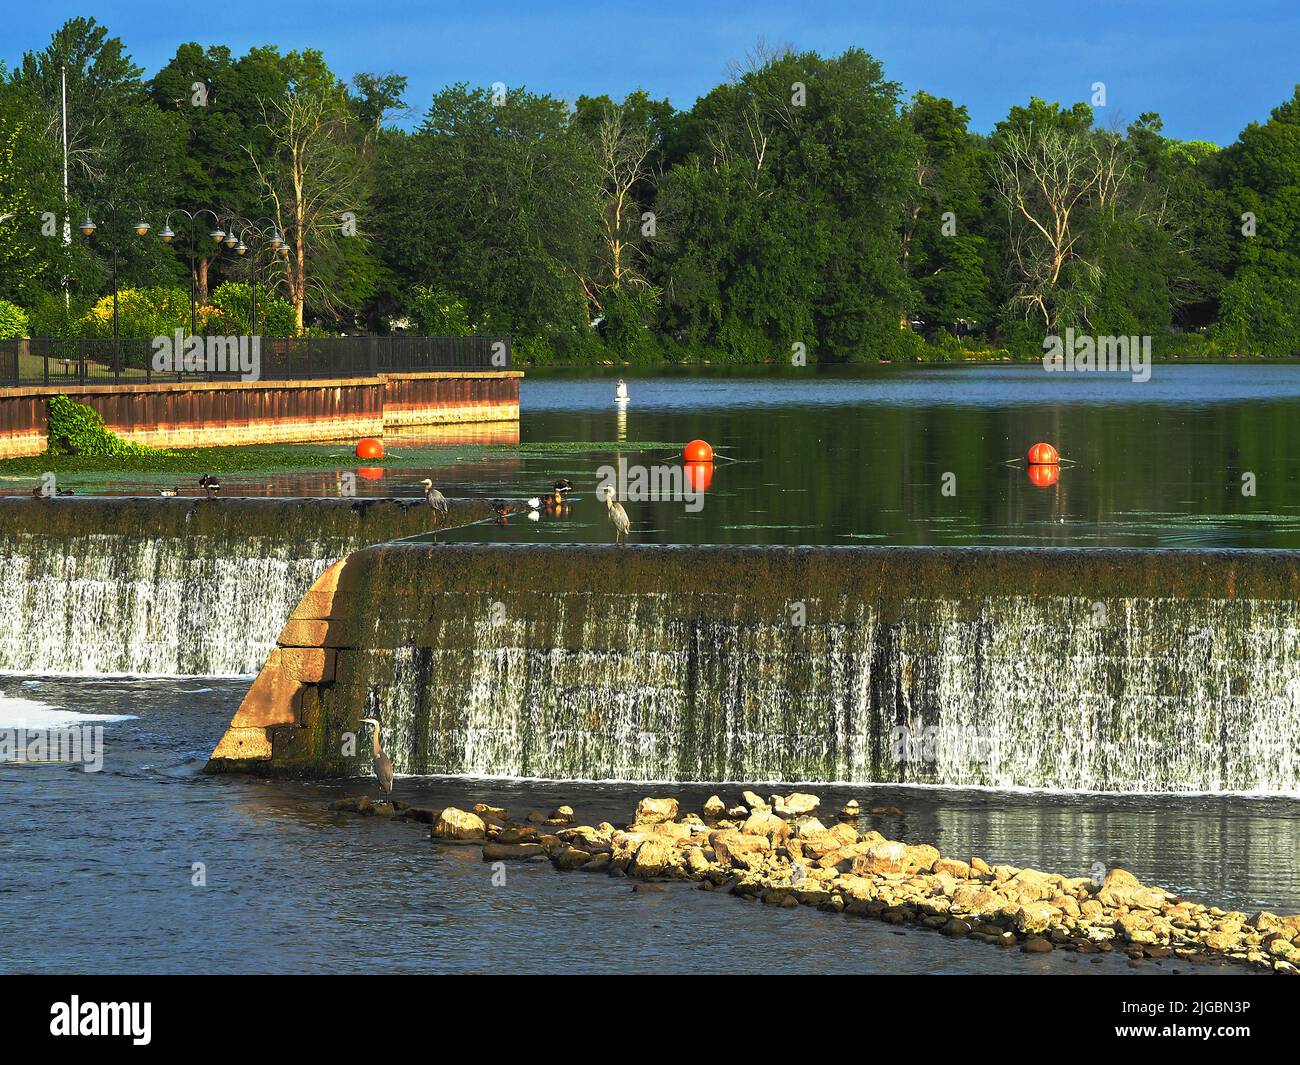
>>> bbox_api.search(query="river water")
[0,677,1287,973]
[1,365,1297,972]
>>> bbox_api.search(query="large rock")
[551,846,591,870]
[432,807,486,841]
[628,838,678,878]
[482,842,544,860]
[934,858,972,879]
[1015,903,1061,934]
[633,797,679,825]
[702,795,726,820]
[903,844,940,873]
[797,829,842,861]
[952,884,1012,917]
[829,822,860,846]
[741,810,791,842]
[710,830,771,869]
[852,841,907,875]
[775,792,820,817]
[1001,868,1055,904]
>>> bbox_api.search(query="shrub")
[26,292,92,340]
[1212,270,1300,357]
[0,298,28,339]
[45,394,157,457]
[207,281,297,336]
[78,285,219,340]
[408,286,473,336]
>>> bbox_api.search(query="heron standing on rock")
[359,717,393,801]
[420,479,448,517]
[602,486,630,544]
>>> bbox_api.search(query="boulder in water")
[432,807,486,841]
[633,797,679,825]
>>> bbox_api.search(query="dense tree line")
[1,20,1298,361]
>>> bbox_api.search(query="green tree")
[375,83,598,359]
[901,92,993,335]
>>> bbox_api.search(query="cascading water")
[0,497,490,677]
[237,543,1300,793]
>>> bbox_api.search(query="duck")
[199,475,220,498]
[159,488,178,497]
[492,501,511,524]
[531,479,575,509]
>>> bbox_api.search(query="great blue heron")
[421,479,448,517]
[359,717,393,800]
[603,486,630,544]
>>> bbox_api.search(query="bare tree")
[589,105,656,299]
[251,84,366,331]
[993,124,1104,329]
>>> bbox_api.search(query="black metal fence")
[0,335,512,386]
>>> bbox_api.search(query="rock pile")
[329,791,1299,974]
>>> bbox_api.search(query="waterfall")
[259,543,1300,793]
[0,497,490,677]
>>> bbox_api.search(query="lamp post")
[154,208,224,337]
[221,216,286,336]
[77,203,151,341]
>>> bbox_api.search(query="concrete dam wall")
[0,496,498,676]
[206,543,1300,792]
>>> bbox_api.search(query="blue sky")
[5,1,1299,144]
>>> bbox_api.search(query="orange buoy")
[356,437,384,461]
[357,467,385,480]
[684,461,714,493]
[684,439,714,463]
[1027,463,1060,488]
[1026,442,1059,465]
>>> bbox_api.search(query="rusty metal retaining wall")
[0,371,522,456]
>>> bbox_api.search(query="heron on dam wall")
[420,479,448,517]
[359,717,393,800]
[603,486,630,544]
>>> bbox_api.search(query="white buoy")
[615,379,629,403]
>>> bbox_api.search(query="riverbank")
[334,789,1300,974]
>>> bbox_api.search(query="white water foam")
[0,691,137,729]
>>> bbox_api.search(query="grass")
[0,439,683,483]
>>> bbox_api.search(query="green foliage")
[207,281,297,336]
[26,292,93,339]
[407,286,473,335]
[600,287,661,362]
[376,83,596,352]
[4,21,1300,360]
[45,394,158,457]
[77,285,202,338]
[0,297,28,339]
[1213,271,1300,356]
